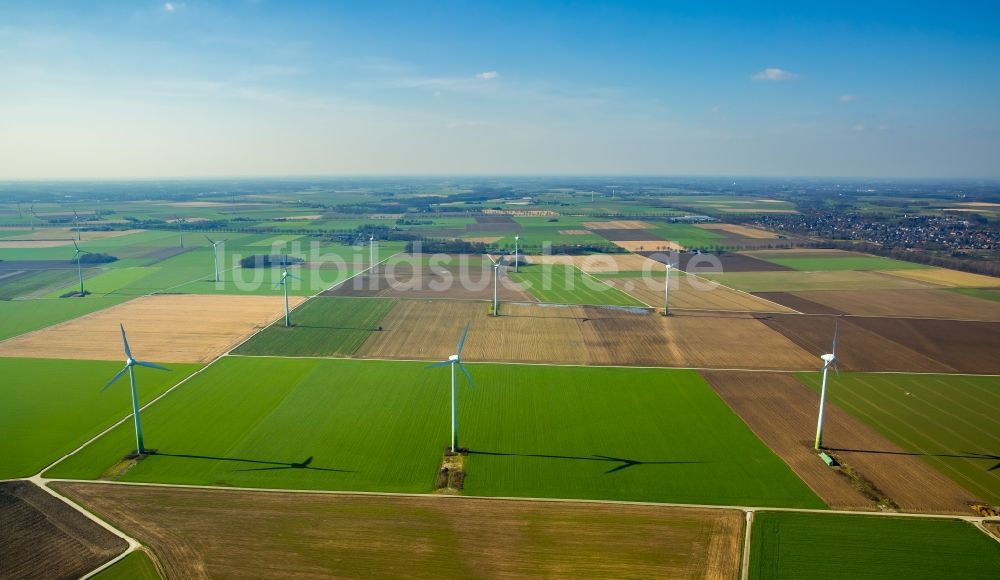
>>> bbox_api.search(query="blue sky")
[1,1,998,178]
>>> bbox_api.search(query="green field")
[759,255,927,271]
[0,297,132,341]
[0,358,200,478]
[93,552,161,580]
[644,223,726,249]
[797,372,1000,505]
[0,268,83,299]
[510,264,646,306]
[46,358,823,507]
[749,512,1000,579]
[233,297,396,356]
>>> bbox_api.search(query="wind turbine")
[277,266,301,327]
[102,324,170,456]
[72,211,82,240]
[427,323,475,453]
[662,260,677,316]
[174,215,185,248]
[369,234,376,274]
[72,241,91,296]
[205,236,222,282]
[492,255,505,316]
[814,319,841,450]
[514,235,520,273]
[29,205,37,230]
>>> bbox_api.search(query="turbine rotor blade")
[119,324,133,359]
[287,272,302,280]
[457,322,470,355]
[458,362,475,388]
[426,360,452,369]
[136,361,171,372]
[101,366,129,392]
[832,318,840,357]
[73,240,80,251]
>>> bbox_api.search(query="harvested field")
[582,220,651,230]
[611,240,684,252]
[604,273,795,313]
[783,289,1000,321]
[558,229,590,235]
[987,523,1000,541]
[461,236,502,243]
[697,223,778,238]
[641,251,793,272]
[0,481,126,580]
[56,483,743,579]
[323,258,536,302]
[752,292,845,315]
[359,300,817,369]
[0,294,303,363]
[702,372,977,513]
[880,267,1000,288]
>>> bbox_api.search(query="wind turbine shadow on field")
[466,450,703,474]
[154,452,353,473]
[828,448,1000,471]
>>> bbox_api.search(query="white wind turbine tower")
[72,241,91,297]
[205,236,222,282]
[369,234,376,274]
[513,235,520,273]
[492,255,505,316]
[814,319,841,450]
[102,324,170,456]
[427,323,475,453]
[662,260,677,316]
[277,265,301,327]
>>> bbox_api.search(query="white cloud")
[852,123,866,132]
[839,94,858,103]
[752,68,798,81]
[163,2,176,12]
[475,71,499,80]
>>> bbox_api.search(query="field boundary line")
[740,510,754,580]
[223,353,1000,378]
[41,478,997,522]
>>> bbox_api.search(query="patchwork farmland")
[3,195,998,578]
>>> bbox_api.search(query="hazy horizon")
[2,1,998,180]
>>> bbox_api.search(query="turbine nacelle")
[448,354,459,362]
[821,353,836,364]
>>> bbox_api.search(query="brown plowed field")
[640,251,793,272]
[787,289,1000,321]
[752,292,846,315]
[611,240,684,252]
[702,371,979,514]
[55,482,743,580]
[359,299,816,369]
[756,314,950,373]
[0,481,126,580]
[605,274,795,313]
[324,260,536,302]
[0,294,301,363]
[848,317,1000,375]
